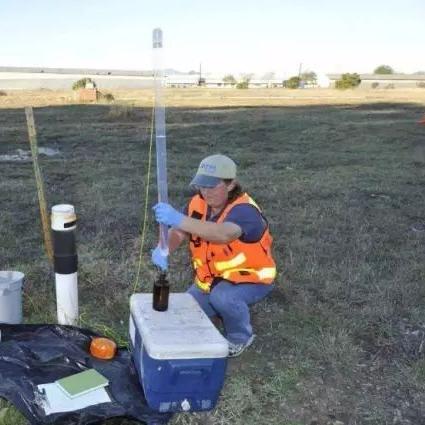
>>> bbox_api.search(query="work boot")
[227,335,255,358]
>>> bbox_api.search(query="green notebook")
[55,369,109,399]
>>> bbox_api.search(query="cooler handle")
[169,362,212,384]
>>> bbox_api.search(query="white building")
[165,75,284,88]
[327,73,425,88]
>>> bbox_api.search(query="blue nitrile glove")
[151,245,168,271]
[153,202,184,228]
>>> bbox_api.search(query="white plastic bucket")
[0,271,24,324]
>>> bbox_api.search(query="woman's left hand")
[151,245,168,270]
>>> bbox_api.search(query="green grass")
[0,400,26,425]
[1,101,425,424]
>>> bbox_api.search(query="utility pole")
[198,62,206,86]
[298,63,303,88]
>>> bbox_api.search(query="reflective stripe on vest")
[214,252,247,272]
[193,258,203,268]
[222,266,276,281]
[195,276,211,292]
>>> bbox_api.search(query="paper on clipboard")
[36,382,111,415]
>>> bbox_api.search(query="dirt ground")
[0,88,425,425]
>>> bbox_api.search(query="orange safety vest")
[188,193,277,293]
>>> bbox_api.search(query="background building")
[327,73,425,88]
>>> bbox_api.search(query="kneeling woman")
[152,154,277,357]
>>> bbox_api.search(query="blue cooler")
[129,293,228,413]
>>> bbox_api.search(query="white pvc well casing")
[55,273,78,325]
[51,204,78,326]
[51,204,76,231]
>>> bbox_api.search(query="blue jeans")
[187,280,274,344]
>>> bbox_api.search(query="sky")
[1,0,424,76]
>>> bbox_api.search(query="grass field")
[1,88,425,425]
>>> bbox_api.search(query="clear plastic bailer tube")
[152,28,169,257]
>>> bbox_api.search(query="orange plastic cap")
[90,337,117,360]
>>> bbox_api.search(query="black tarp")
[0,324,172,425]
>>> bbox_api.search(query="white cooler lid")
[130,293,229,360]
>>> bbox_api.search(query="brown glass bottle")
[153,273,169,311]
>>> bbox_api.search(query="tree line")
[222,64,424,89]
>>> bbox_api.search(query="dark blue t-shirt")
[184,202,266,243]
[223,204,266,242]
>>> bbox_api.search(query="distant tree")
[236,81,249,89]
[72,77,97,90]
[335,73,361,89]
[241,73,254,82]
[261,72,275,80]
[413,71,425,75]
[283,76,301,89]
[100,92,115,102]
[235,73,254,89]
[188,70,198,75]
[300,71,317,85]
[223,74,237,85]
[373,65,394,75]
